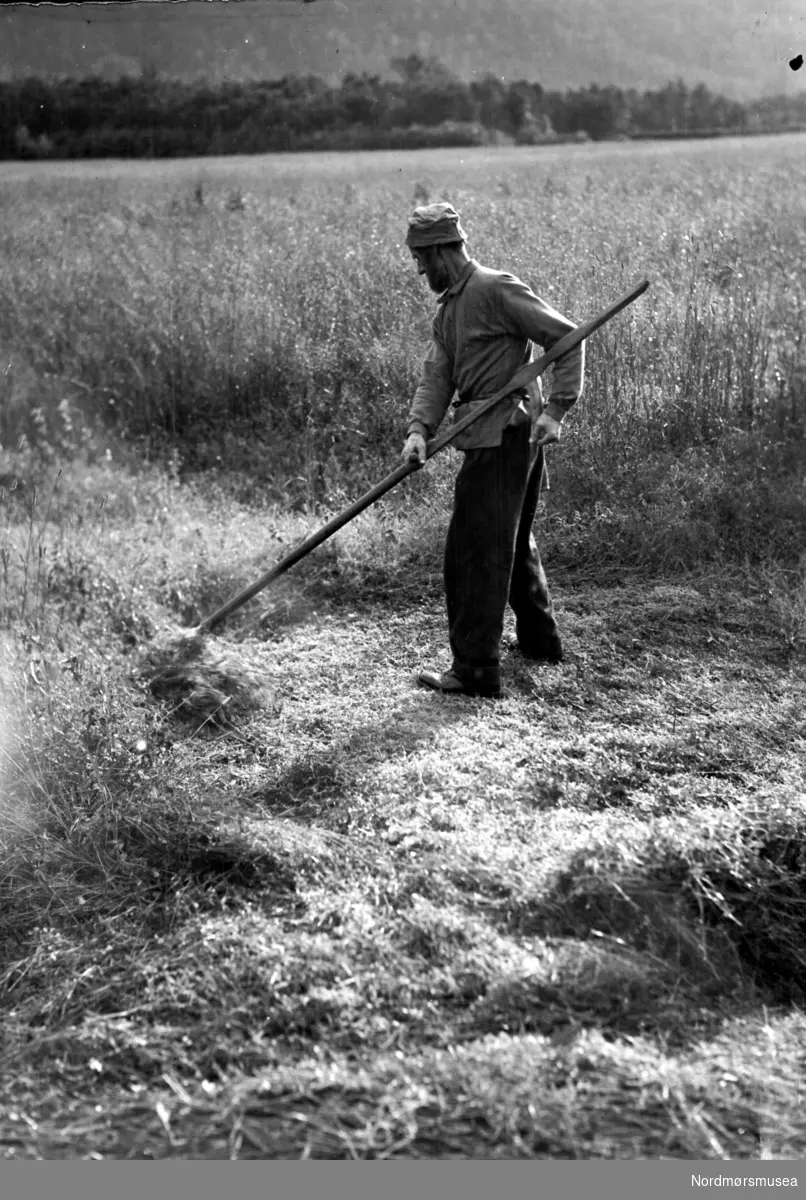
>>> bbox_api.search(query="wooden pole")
[198,279,649,633]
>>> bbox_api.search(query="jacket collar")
[439,258,478,302]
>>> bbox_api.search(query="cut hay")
[138,630,272,728]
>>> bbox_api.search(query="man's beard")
[426,264,450,294]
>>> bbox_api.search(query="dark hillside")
[1,0,802,100]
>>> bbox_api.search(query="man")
[401,201,585,699]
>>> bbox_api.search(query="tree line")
[2,55,804,159]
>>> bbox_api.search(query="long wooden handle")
[198,279,649,633]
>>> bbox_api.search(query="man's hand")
[533,412,562,447]
[401,431,427,467]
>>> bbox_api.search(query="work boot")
[417,668,501,699]
[512,628,564,663]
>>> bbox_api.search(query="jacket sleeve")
[407,327,456,440]
[495,275,585,419]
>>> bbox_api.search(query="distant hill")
[1,0,803,100]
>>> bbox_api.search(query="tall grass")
[0,138,804,570]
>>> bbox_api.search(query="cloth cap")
[406,202,467,249]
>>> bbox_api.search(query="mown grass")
[1,545,804,1158]
[0,136,805,1159]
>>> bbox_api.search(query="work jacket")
[407,259,585,450]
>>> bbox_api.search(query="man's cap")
[405,202,467,249]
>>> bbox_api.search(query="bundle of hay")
[138,630,272,729]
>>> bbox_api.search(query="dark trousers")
[444,421,559,689]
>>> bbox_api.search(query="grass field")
[0,135,805,1160]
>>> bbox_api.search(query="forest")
[3,54,805,159]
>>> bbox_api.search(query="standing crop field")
[1,134,804,567]
[0,136,805,1161]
